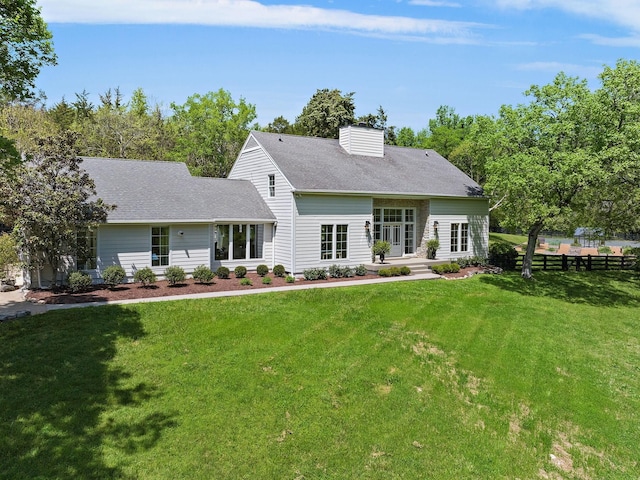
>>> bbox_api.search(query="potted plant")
[427,239,440,259]
[372,240,391,264]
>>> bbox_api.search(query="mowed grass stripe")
[1,271,639,479]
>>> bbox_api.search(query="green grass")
[2,271,640,479]
[489,232,527,246]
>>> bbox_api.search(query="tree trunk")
[521,222,544,279]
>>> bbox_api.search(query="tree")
[0,0,56,176]
[0,132,114,286]
[169,89,257,177]
[263,115,296,134]
[448,115,497,185]
[357,106,396,144]
[484,73,600,278]
[294,89,355,138]
[424,105,473,159]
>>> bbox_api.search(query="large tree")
[0,0,56,175]
[0,132,113,286]
[294,89,355,138]
[170,89,257,177]
[484,73,600,278]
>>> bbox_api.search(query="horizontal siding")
[428,215,489,261]
[170,224,210,273]
[296,195,372,216]
[430,198,489,216]
[294,215,372,273]
[339,126,384,157]
[229,143,293,270]
[98,225,150,281]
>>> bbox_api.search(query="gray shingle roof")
[81,157,276,223]
[250,131,483,197]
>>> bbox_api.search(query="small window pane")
[233,225,247,260]
[268,175,275,197]
[321,225,333,260]
[336,225,348,259]
[461,223,469,252]
[215,225,229,260]
[450,223,459,253]
[152,226,169,266]
[250,224,264,259]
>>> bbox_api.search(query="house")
[228,125,488,273]
[24,125,488,287]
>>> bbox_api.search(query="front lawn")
[1,271,639,479]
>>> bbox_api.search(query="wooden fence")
[515,254,636,271]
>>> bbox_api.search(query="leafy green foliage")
[133,267,156,287]
[354,264,368,276]
[192,265,214,284]
[272,264,286,277]
[261,276,272,285]
[488,243,518,270]
[215,266,230,279]
[101,265,126,288]
[0,232,18,279]
[285,275,295,283]
[67,271,92,293]
[164,266,186,286]
[294,88,355,138]
[328,264,354,278]
[400,266,411,276]
[0,132,114,286]
[372,240,391,256]
[303,267,327,281]
[234,266,247,279]
[431,263,461,274]
[455,256,488,268]
[427,239,440,259]
[239,277,252,286]
[256,264,269,277]
[170,89,256,177]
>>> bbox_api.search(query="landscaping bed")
[26,271,381,304]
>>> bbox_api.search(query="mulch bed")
[26,272,381,305]
[25,267,493,305]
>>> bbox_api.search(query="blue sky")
[36,0,640,131]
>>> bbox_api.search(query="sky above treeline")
[36,0,640,131]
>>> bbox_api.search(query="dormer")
[339,124,384,157]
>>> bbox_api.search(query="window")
[321,224,348,260]
[152,226,169,266]
[372,207,416,255]
[450,223,469,253]
[216,224,264,261]
[268,174,275,197]
[77,228,97,270]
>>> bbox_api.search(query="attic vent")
[339,124,384,158]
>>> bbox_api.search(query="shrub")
[303,267,327,281]
[262,276,272,285]
[239,277,252,286]
[68,271,92,292]
[622,247,640,256]
[273,264,286,277]
[388,266,401,276]
[455,256,487,268]
[0,233,19,280]
[431,263,461,274]
[234,266,247,278]
[598,246,613,254]
[328,264,354,278]
[488,242,518,270]
[216,266,230,279]
[354,264,368,276]
[426,239,440,259]
[102,265,126,288]
[256,264,269,276]
[285,275,296,283]
[400,266,411,276]
[372,240,391,262]
[134,266,157,286]
[378,268,392,277]
[164,265,186,285]
[192,265,214,284]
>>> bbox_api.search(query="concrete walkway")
[0,272,442,317]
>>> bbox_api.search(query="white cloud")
[38,0,484,43]
[493,0,640,33]
[580,33,640,47]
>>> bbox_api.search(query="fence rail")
[515,254,636,271]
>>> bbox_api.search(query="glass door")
[383,224,403,257]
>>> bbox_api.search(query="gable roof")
[81,157,276,223]
[248,130,483,198]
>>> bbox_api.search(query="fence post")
[605,255,609,270]
[576,256,581,271]
[587,255,592,271]
[544,255,547,270]
[562,254,568,271]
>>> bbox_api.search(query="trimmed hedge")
[102,265,126,288]
[134,266,157,286]
[216,266,230,279]
[273,264,286,277]
[256,264,269,276]
[68,271,92,292]
[234,266,247,279]
[192,265,214,284]
[164,266,186,285]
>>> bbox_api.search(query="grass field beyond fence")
[2,271,639,479]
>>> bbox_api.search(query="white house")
[228,125,489,273]
[24,125,488,287]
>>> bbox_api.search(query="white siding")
[428,198,489,260]
[339,125,384,157]
[229,142,294,271]
[98,224,150,281]
[169,224,210,273]
[294,195,373,272]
